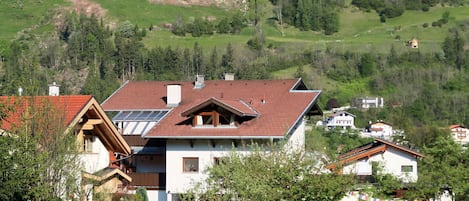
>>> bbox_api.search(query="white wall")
[79,138,110,173]
[165,139,250,196]
[128,189,167,201]
[343,147,418,183]
[451,127,469,145]
[286,118,306,150]
[328,115,355,129]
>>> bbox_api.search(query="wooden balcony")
[128,172,166,190]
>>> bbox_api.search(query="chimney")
[49,82,60,96]
[224,73,235,80]
[194,75,205,89]
[18,87,23,96]
[167,84,181,107]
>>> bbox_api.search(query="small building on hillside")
[408,38,419,48]
[361,120,395,140]
[351,96,384,110]
[449,124,469,145]
[328,138,424,184]
[325,111,356,130]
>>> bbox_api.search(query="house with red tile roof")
[0,95,132,200]
[101,77,322,201]
[328,138,424,184]
[360,120,395,140]
[449,124,469,145]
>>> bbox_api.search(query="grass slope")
[2,0,469,54]
[0,0,68,53]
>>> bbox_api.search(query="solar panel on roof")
[112,110,170,135]
[112,110,169,122]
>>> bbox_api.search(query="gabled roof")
[331,138,424,169]
[449,124,465,129]
[102,78,322,139]
[371,121,392,127]
[83,167,132,183]
[0,95,130,155]
[328,110,355,118]
[180,97,258,117]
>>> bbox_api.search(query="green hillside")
[89,1,469,53]
[1,0,469,54]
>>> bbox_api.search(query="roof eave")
[143,135,285,139]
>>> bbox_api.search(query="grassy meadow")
[2,0,469,54]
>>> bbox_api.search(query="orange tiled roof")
[449,124,464,129]
[102,79,321,138]
[0,95,92,131]
[338,138,424,163]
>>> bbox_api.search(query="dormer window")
[193,111,236,127]
[181,98,258,129]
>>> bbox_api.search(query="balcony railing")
[128,172,166,190]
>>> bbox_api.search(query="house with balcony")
[328,138,424,184]
[325,110,356,130]
[0,94,132,200]
[352,96,384,109]
[449,124,469,145]
[101,77,322,201]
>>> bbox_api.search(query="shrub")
[422,22,429,28]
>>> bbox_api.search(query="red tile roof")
[449,124,464,129]
[102,79,321,139]
[327,138,424,170]
[0,95,92,131]
[339,138,424,163]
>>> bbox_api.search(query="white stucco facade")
[450,126,469,145]
[79,137,110,173]
[326,111,356,129]
[164,119,307,201]
[342,147,418,183]
[360,122,394,140]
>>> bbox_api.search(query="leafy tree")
[135,187,149,201]
[326,98,340,110]
[0,98,82,200]
[358,53,375,77]
[184,145,355,201]
[216,17,231,34]
[407,136,469,200]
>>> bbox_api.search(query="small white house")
[361,120,394,140]
[329,138,424,183]
[326,111,356,130]
[449,124,469,145]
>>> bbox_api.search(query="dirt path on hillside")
[69,0,107,18]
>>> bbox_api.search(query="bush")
[422,22,429,28]
[432,21,441,27]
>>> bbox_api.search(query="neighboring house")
[329,138,424,184]
[361,120,394,140]
[101,77,322,201]
[325,110,356,129]
[408,38,419,48]
[352,96,384,109]
[449,124,469,145]
[0,94,132,200]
